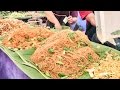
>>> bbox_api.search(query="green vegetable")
[111,30,120,35]
[108,50,120,60]
[63,47,73,53]
[97,51,107,59]
[0,11,11,18]
[7,12,26,18]
[0,36,5,41]
[61,76,68,79]
[78,71,91,79]
[62,26,70,29]
[58,73,66,77]
[58,73,68,79]
[77,40,88,48]
[37,37,46,42]
[67,32,75,40]
[88,54,93,62]
[48,48,55,54]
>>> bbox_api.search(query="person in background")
[68,11,96,41]
[79,11,120,49]
[79,11,96,41]
[45,11,97,42]
[80,11,96,27]
[44,11,78,30]
[70,11,86,32]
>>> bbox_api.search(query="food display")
[0,12,120,79]
[2,27,54,50]
[0,18,29,37]
[31,30,99,79]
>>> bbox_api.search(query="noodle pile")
[93,60,120,79]
[87,51,120,79]
[1,18,120,79]
[0,18,29,36]
[31,30,99,79]
[2,26,54,50]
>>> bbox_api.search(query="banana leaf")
[91,42,120,55]
[0,42,120,79]
[0,45,46,79]
[15,48,50,79]
[15,47,90,79]
[14,42,120,79]
[78,72,91,79]
[50,26,71,32]
[111,30,120,35]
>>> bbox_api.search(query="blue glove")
[70,13,87,32]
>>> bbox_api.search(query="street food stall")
[0,11,120,79]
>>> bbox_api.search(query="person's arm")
[44,11,62,29]
[85,13,96,27]
[79,11,96,27]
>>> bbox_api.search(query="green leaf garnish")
[63,47,73,53]
[37,37,46,42]
[67,32,75,40]
[58,73,66,77]
[88,54,93,62]
[77,40,88,48]
[48,48,55,54]
[78,71,91,79]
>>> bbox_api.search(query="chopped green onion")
[37,37,46,42]
[58,73,66,77]
[88,54,93,62]
[48,48,55,54]
[67,32,75,40]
